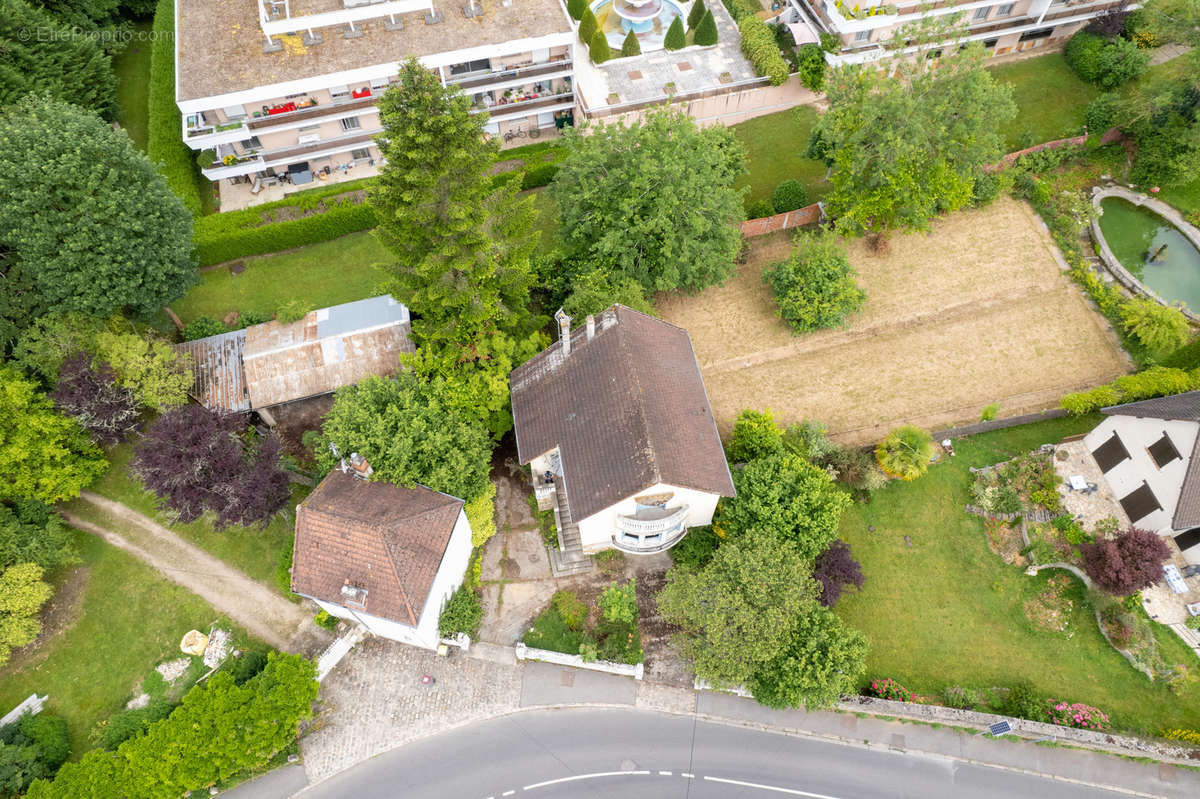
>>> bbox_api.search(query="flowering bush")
[1048,701,1111,731]
[866,678,914,702]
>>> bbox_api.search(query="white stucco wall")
[576,483,721,553]
[314,508,474,650]
[1084,416,1200,534]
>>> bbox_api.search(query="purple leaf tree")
[50,353,140,445]
[133,405,291,529]
[813,539,865,607]
[1080,527,1171,595]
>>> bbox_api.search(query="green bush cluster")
[521,163,560,190]
[771,179,809,213]
[438,583,484,638]
[1062,366,1200,414]
[721,0,761,20]
[194,200,377,266]
[747,199,775,219]
[27,653,318,798]
[0,713,71,794]
[94,698,175,751]
[739,16,790,86]
[1064,30,1149,90]
[313,609,341,631]
[148,0,206,216]
[1085,93,1120,133]
[795,43,827,91]
[523,582,642,665]
[694,10,719,46]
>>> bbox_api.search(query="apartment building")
[176,0,576,188]
[782,0,1132,63]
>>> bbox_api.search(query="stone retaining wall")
[515,643,644,680]
[933,408,1069,442]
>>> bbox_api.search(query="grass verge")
[112,19,152,152]
[988,53,1101,151]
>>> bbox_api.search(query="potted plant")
[222,154,236,166]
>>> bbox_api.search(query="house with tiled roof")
[1084,391,1200,566]
[290,458,473,649]
[510,305,734,572]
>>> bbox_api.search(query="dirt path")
[62,492,325,653]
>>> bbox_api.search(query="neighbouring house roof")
[510,304,735,522]
[1101,391,1200,530]
[291,469,464,627]
[176,329,251,413]
[243,295,415,409]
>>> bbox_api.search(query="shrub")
[521,163,560,191]
[694,9,719,46]
[771,179,809,213]
[620,30,642,58]
[590,29,612,63]
[225,647,270,685]
[765,231,865,332]
[181,316,227,341]
[595,616,642,664]
[50,354,141,445]
[276,299,315,323]
[598,580,638,625]
[971,171,1011,206]
[95,698,175,750]
[819,32,841,52]
[314,610,341,631]
[739,16,790,85]
[149,0,205,215]
[688,0,707,29]
[866,678,913,702]
[1085,93,1120,133]
[670,524,720,570]
[1064,31,1106,83]
[523,603,585,654]
[1048,701,1111,731]
[727,408,784,463]
[567,0,586,19]
[579,7,598,42]
[1113,366,1197,402]
[552,590,588,630]
[664,16,686,50]
[593,548,626,575]
[1093,36,1149,89]
[1061,384,1121,414]
[1164,727,1200,743]
[438,584,484,637]
[1052,515,1090,545]
[1081,527,1171,595]
[466,482,498,547]
[1002,680,1050,722]
[796,43,826,90]
[822,443,886,495]
[1122,298,1190,354]
[980,402,1001,421]
[747,199,775,218]
[942,685,981,710]
[17,714,69,771]
[193,200,377,266]
[813,539,864,606]
[1187,616,1200,631]
[875,425,935,481]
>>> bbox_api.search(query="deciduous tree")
[1081,527,1171,595]
[726,408,784,464]
[0,97,195,338]
[0,563,53,667]
[657,529,818,686]
[51,354,141,445]
[764,231,865,332]
[317,373,494,502]
[0,366,107,504]
[94,331,193,411]
[813,539,865,606]
[551,107,746,294]
[814,19,1015,236]
[0,500,78,572]
[133,406,291,529]
[561,267,654,320]
[1121,297,1190,354]
[748,601,868,709]
[714,452,851,560]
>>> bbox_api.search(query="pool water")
[593,0,684,51]
[1098,198,1200,311]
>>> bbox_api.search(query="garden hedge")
[194,200,378,266]
[739,16,790,86]
[148,0,205,216]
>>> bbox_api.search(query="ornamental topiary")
[694,9,718,45]
[664,16,686,50]
[687,0,707,29]
[771,179,808,213]
[621,29,642,57]
[567,0,586,20]
[579,7,598,43]
[590,29,612,63]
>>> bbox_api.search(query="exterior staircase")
[549,475,593,577]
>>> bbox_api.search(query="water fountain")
[592,0,685,51]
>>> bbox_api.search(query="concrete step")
[549,547,594,577]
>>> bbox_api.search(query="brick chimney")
[586,314,595,341]
[554,308,572,357]
[347,452,373,480]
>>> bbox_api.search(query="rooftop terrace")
[177,0,573,102]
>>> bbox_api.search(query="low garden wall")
[932,408,1069,443]
[515,643,644,680]
[741,202,824,237]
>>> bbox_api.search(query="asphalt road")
[299,708,1138,799]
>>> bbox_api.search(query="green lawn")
[988,53,1101,151]
[0,531,259,756]
[731,107,829,211]
[1161,178,1200,217]
[112,20,153,152]
[528,187,561,255]
[174,232,390,324]
[836,414,1200,736]
[69,445,305,594]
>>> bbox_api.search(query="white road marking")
[659,771,673,776]
[681,772,695,778]
[522,771,651,791]
[502,792,516,797]
[703,776,843,798]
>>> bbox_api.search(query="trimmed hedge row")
[1061,366,1200,415]
[148,0,205,216]
[194,200,378,266]
[739,16,790,86]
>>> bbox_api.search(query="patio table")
[1069,474,1088,491]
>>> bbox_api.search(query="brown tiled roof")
[175,329,250,413]
[291,470,463,626]
[243,295,415,408]
[510,305,734,522]
[1174,436,1200,530]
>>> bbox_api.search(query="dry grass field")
[656,197,1132,444]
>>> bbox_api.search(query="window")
[340,116,361,131]
[854,29,871,42]
[1148,434,1181,468]
[351,148,371,160]
[983,38,999,48]
[245,136,262,150]
[1091,432,1130,473]
[1018,27,1053,41]
[1119,482,1161,523]
[449,58,492,75]
[1175,528,1200,552]
[973,6,989,20]
[298,124,320,133]
[996,3,1014,15]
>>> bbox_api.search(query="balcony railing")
[612,506,689,554]
[449,58,573,92]
[534,482,556,512]
[246,94,381,130]
[472,91,575,117]
[261,129,380,164]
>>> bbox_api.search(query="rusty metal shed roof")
[176,329,250,413]
[243,295,415,409]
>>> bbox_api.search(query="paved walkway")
[63,492,325,653]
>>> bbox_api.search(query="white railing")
[616,506,688,536]
[1,695,48,726]
[534,483,556,511]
